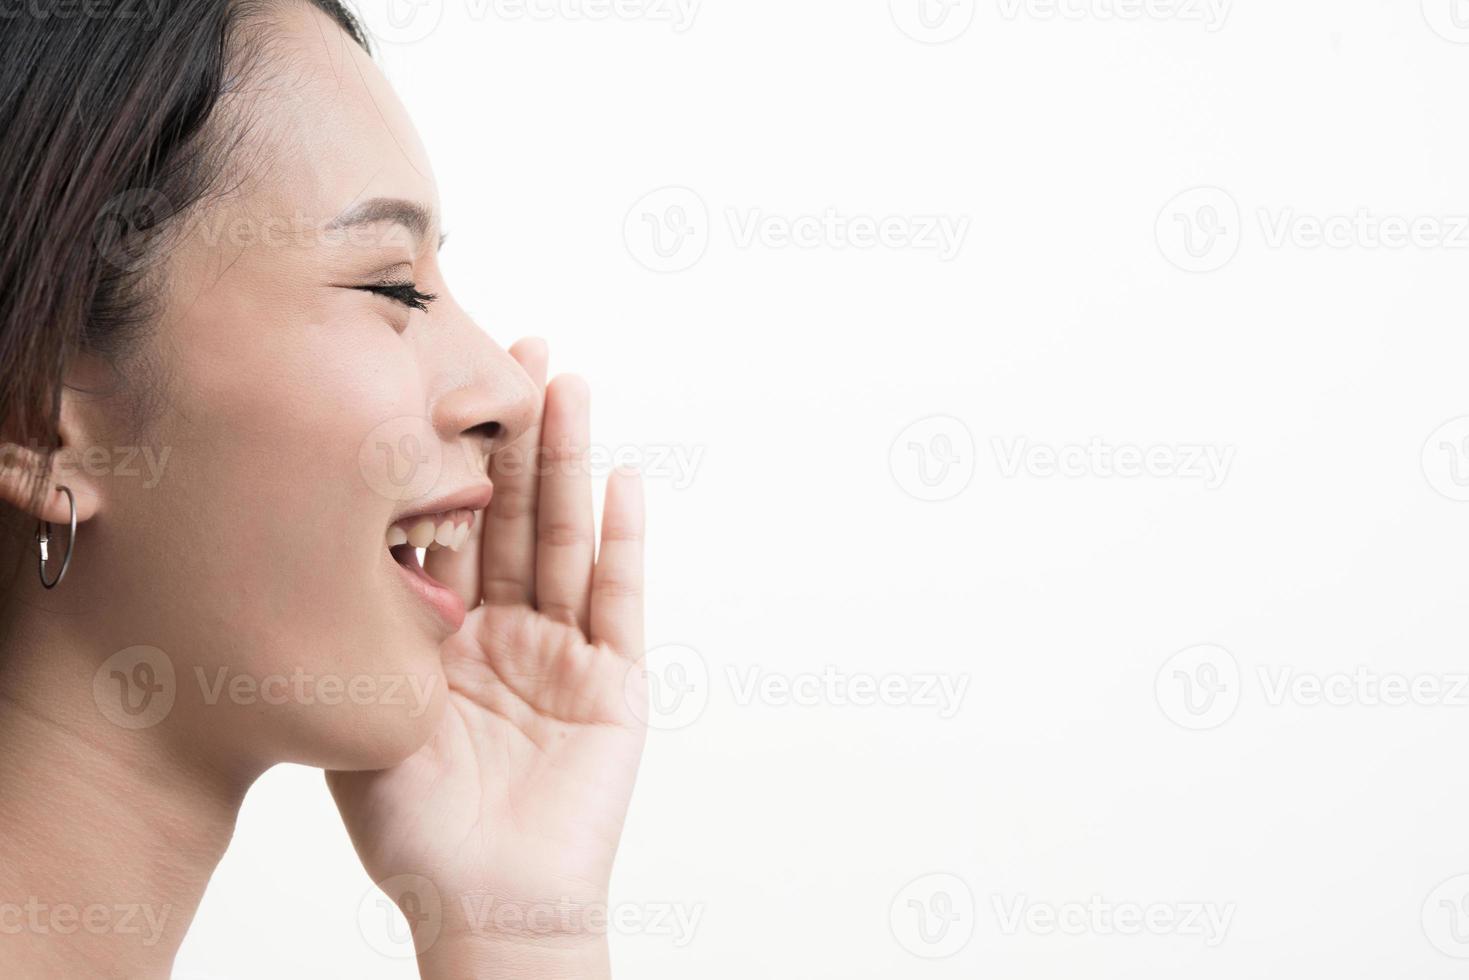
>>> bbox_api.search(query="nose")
[429,337,539,473]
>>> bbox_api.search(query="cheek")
[216,335,410,576]
[123,309,437,714]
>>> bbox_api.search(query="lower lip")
[391,549,466,633]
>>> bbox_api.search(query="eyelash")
[357,281,438,312]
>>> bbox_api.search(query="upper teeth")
[386,510,475,553]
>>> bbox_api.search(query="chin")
[259,650,449,772]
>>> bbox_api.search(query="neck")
[0,603,259,978]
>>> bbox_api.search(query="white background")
[176,0,1469,976]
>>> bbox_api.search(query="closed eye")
[355,281,438,312]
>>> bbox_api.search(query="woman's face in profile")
[1,4,654,975]
[81,2,537,770]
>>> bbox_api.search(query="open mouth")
[384,506,483,630]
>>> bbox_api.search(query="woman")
[0,1,648,976]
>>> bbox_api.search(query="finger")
[482,338,549,607]
[590,467,644,660]
[535,374,595,633]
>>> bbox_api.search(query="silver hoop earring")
[37,485,76,590]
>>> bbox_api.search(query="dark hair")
[0,0,370,578]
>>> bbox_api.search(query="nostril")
[466,421,501,442]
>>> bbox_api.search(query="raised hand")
[328,339,647,977]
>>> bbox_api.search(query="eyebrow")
[326,197,447,251]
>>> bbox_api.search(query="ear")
[0,394,105,527]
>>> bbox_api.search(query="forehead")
[228,3,437,235]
